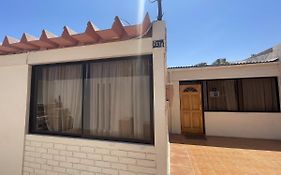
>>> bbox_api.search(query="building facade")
[167,44,281,140]
[0,16,169,175]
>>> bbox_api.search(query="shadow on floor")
[170,134,281,152]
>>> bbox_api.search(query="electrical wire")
[131,22,153,40]
[119,18,131,26]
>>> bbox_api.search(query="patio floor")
[170,134,281,175]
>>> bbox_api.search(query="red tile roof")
[0,13,151,55]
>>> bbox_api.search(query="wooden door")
[180,84,204,135]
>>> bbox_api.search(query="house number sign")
[153,39,165,48]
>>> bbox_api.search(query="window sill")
[28,131,155,146]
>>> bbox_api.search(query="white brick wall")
[23,135,156,175]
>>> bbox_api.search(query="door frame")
[179,80,206,135]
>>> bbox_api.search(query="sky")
[0,0,281,67]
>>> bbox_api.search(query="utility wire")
[119,18,131,26]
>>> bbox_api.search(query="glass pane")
[33,64,83,134]
[241,78,279,112]
[84,56,152,142]
[207,80,238,111]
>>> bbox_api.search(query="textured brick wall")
[23,135,156,175]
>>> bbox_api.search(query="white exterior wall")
[0,21,169,175]
[205,112,281,140]
[0,65,30,175]
[168,62,281,140]
[152,21,169,175]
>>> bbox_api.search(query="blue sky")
[1,0,281,66]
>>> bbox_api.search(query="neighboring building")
[0,14,169,175]
[167,44,281,140]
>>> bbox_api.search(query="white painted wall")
[152,21,169,175]
[0,38,152,67]
[205,112,281,140]
[0,65,30,175]
[168,62,281,140]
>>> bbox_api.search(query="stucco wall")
[0,38,152,67]
[0,65,30,175]
[152,21,170,175]
[205,112,281,140]
[168,62,281,140]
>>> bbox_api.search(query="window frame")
[206,79,239,112]
[203,77,280,113]
[29,55,155,145]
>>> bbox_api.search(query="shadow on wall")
[169,134,281,152]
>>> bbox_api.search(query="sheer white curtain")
[88,58,151,140]
[39,64,83,132]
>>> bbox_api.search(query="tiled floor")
[170,134,281,175]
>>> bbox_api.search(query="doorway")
[180,83,204,135]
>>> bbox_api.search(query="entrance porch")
[170,134,281,175]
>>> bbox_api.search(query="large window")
[204,77,280,112]
[239,78,279,112]
[29,55,154,144]
[207,80,238,111]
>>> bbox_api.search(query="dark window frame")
[204,77,280,113]
[206,79,239,112]
[29,55,155,145]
